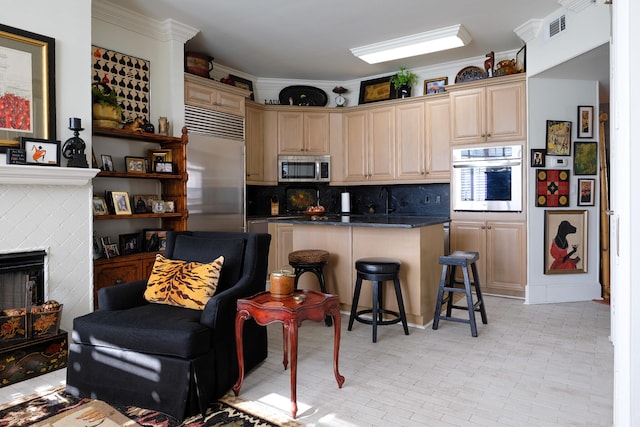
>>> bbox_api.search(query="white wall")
[0,0,93,331]
[526,78,601,304]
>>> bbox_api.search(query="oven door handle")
[452,160,521,168]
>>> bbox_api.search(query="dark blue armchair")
[66,231,271,421]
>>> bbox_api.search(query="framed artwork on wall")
[544,210,588,274]
[20,137,60,166]
[573,141,598,175]
[577,105,594,139]
[531,149,546,167]
[536,169,570,207]
[91,45,150,123]
[577,178,596,206]
[546,120,572,156]
[0,24,56,153]
[423,77,448,95]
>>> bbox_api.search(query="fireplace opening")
[0,250,46,311]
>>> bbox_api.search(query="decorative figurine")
[484,51,495,78]
[62,117,89,168]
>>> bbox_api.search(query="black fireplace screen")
[0,250,45,310]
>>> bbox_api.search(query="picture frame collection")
[532,105,598,210]
[94,228,169,260]
[93,192,176,217]
[96,149,176,174]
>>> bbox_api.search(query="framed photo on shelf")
[531,149,546,168]
[515,45,526,73]
[20,137,60,166]
[119,232,141,255]
[544,210,588,274]
[577,178,596,206]
[92,196,108,216]
[125,156,146,174]
[545,120,572,156]
[103,242,120,259]
[154,161,174,174]
[148,149,172,164]
[143,229,168,252]
[573,141,598,175]
[358,75,397,104]
[423,77,448,95]
[133,194,157,213]
[0,24,56,153]
[101,154,114,171]
[111,191,132,215]
[577,105,594,139]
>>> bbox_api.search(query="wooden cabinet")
[343,106,395,183]
[449,74,526,145]
[450,220,526,297]
[246,104,264,182]
[92,127,189,308]
[184,73,248,117]
[395,96,450,182]
[245,103,278,185]
[278,110,329,154]
[267,222,293,275]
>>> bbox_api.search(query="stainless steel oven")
[452,145,522,212]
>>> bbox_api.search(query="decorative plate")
[455,66,488,83]
[279,85,328,106]
[285,187,318,212]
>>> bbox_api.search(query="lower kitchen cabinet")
[267,222,293,275]
[450,220,526,297]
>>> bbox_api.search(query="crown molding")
[559,0,595,12]
[92,2,198,44]
[514,19,544,43]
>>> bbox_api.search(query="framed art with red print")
[536,169,570,207]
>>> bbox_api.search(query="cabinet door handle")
[481,226,486,229]
[487,226,492,229]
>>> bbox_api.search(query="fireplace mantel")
[0,165,99,186]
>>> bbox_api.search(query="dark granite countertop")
[265,214,450,228]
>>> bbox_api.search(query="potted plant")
[92,82,122,128]
[389,67,418,99]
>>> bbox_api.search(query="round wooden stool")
[288,249,332,326]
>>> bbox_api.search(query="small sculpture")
[123,117,144,132]
[62,117,89,168]
[484,51,495,78]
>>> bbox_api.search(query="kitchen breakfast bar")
[267,215,449,327]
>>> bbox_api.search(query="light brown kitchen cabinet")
[246,104,264,182]
[449,74,526,145]
[395,95,450,182]
[278,110,329,154]
[184,73,248,117]
[267,222,293,275]
[343,106,395,183]
[450,220,526,297]
[246,103,278,185]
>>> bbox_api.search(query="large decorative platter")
[455,66,487,83]
[285,187,318,212]
[279,85,328,106]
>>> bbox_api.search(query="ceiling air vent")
[548,14,567,39]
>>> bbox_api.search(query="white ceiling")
[105,0,563,81]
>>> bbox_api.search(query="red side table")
[232,289,345,418]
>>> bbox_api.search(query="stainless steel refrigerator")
[186,134,245,232]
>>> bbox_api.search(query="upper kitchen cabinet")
[184,73,249,117]
[246,102,278,185]
[449,74,526,145]
[395,95,450,183]
[343,105,395,183]
[277,109,330,154]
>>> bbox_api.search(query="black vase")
[398,84,411,99]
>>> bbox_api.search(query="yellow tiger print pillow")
[144,254,224,310]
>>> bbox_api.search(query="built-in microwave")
[452,145,522,212]
[278,155,330,183]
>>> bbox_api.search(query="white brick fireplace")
[0,165,98,332]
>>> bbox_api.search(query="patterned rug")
[0,386,304,427]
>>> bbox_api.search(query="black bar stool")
[288,249,332,326]
[348,257,409,343]
[432,251,488,337]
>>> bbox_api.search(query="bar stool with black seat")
[432,250,488,337]
[348,257,409,343]
[288,249,332,326]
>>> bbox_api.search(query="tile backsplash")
[247,183,450,217]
